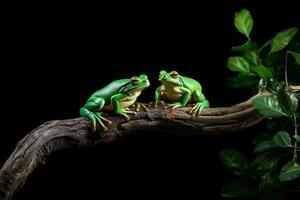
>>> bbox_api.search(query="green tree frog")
[155,70,209,116]
[80,74,150,132]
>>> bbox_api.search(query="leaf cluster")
[220,9,300,199]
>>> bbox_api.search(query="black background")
[1,0,299,199]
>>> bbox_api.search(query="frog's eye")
[131,76,140,85]
[139,74,148,80]
[171,71,179,78]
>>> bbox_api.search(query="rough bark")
[0,90,298,199]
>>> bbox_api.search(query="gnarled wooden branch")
[0,90,298,200]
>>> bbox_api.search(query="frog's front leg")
[80,98,112,132]
[168,87,191,110]
[154,86,165,107]
[189,90,209,116]
[111,94,137,121]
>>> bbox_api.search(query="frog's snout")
[159,70,167,81]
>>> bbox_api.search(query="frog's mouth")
[132,85,148,91]
[160,78,181,86]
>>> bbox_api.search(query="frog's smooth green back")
[88,79,130,102]
[180,75,202,92]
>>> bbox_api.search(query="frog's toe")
[123,114,130,121]
[189,103,205,117]
[95,113,112,125]
[95,116,108,131]
[140,103,149,112]
[91,118,97,132]
[189,104,198,116]
[155,101,165,108]
[167,103,174,107]
[172,105,181,110]
[124,110,137,115]
[117,112,131,121]
[188,109,194,115]
[87,113,97,132]
[168,103,183,110]
[197,106,205,116]
[134,103,141,112]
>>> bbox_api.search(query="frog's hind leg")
[80,107,97,132]
[80,99,112,132]
[189,90,209,116]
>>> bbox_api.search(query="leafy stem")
[293,113,298,161]
[284,50,298,161]
[285,51,290,88]
[285,50,298,88]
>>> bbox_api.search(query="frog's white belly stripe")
[103,99,136,111]
[162,91,182,102]
[120,99,136,108]
[103,90,141,111]
[161,91,198,103]
[161,85,183,102]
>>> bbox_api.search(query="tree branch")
[0,90,298,199]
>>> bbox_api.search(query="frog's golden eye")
[171,71,179,78]
[131,76,140,85]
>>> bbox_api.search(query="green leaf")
[234,9,253,39]
[294,135,300,142]
[259,172,280,191]
[227,56,250,74]
[277,90,299,116]
[273,131,292,147]
[253,96,288,118]
[277,91,291,115]
[243,51,261,66]
[270,27,298,54]
[220,149,250,175]
[251,152,282,177]
[221,179,258,198]
[279,161,300,182]
[232,40,256,52]
[225,74,258,88]
[254,140,277,153]
[293,53,300,65]
[252,65,273,79]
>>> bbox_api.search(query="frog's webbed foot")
[88,112,112,132]
[133,102,149,112]
[188,100,209,117]
[116,109,137,121]
[167,102,184,111]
